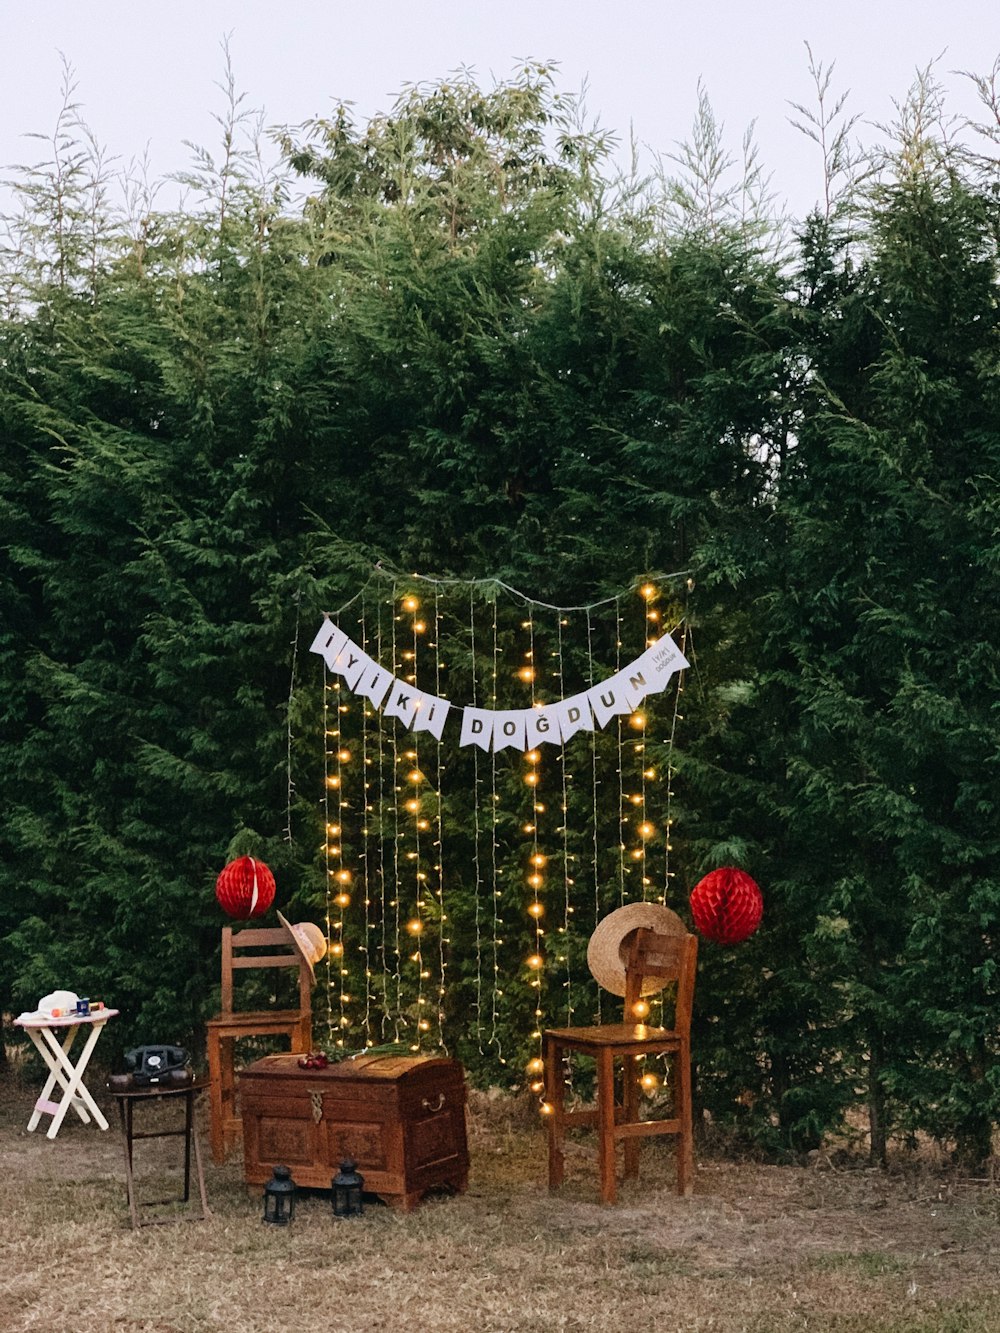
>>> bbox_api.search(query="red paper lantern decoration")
[689,867,763,946]
[215,856,276,919]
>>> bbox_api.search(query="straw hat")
[277,912,328,983]
[587,902,685,997]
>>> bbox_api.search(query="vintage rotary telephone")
[123,1045,192,1087]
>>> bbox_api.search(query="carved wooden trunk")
[239,1052,469,1210]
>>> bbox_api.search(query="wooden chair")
[205,925,314,1163]
[543,926,698,1204]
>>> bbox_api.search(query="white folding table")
[15,1009,119,1139]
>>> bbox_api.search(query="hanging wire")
[389,585,403,1043]
[410,606,425,1050]
[433,584,448,1051]
[555,609,575,1046]
[469,587,485,1051]
[321,662,335,1047]
[284,594,301,846]
[663,620,690,904]
[375,598,391,1039]
[367,560,693,613]
[489,594,503,1065]
[526,611,544,1049]
[333,687,347,1045]
[359,595,373,1046]
[585,606,602,1024]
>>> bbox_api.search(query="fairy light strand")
[663,619,689,905]
[614,596,626,908]
[389,585,403,1043]
[489,594,503,1065]
[321,661,335,1046]
[469,588,485,1050]
[433,584,448,1050]
[585,606,602,1024]
[284,594,300,846]
[359,594,373,1045]
[556,611,573,1030]
[525,612,544,1053]
[376,598,391,1040]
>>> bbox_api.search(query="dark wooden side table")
[110,1078,211,1229]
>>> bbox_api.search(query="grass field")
[2,1058,999,1333]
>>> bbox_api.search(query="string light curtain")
[301,567,690,1083]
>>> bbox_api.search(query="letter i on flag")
[308,618,349,671]
[412,694,451,741]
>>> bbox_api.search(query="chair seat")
[544,1023,683,1050]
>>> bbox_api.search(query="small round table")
[109,1078,211,1230]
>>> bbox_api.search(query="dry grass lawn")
[2,1059,999,1333]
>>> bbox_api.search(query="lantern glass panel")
[331,1157,364,1218]
[263,1164,296,1225]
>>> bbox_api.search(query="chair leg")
[544,1036,565,1190]
[675,1040,693,1196]
[623,1053,640,1180]
[294,1014,312,1054]
[597,1048,617,1205]
[206,1030,225,1165]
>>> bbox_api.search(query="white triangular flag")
[332,642,372,690]
[492,709,529,752]
[411,694,451,741]
[384,682,420,727]
[554,692,595,743]
[586,673,634,729]
[634,632,689,694]
[525,704,561,748]
[459,707,495,750]
[356,662,394,708]
[309,618,349,671]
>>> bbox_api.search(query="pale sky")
[2,1,999,221]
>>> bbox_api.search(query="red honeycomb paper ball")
[689,867,763,945]
[214,856,276,919]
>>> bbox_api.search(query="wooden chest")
[238,1052,469,1210]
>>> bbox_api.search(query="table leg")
[25,1026,83,1131]
[544,1035,565,1190]
[39,1021,110,1139]
[191,1102,211,1220]
[117,1097,141,1230]
[597,1047,617,1205]
[183,1091,193,1203]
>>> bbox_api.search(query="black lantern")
[331,1157,364,1218]
[263,1164,296,1225]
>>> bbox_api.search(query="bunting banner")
[309,617,688,753]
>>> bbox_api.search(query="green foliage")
[1,60,999,1170]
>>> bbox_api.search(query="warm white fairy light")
[585,606,602,1024]
[321,663,336,1046]
[661,618,687,906]
[408,596,425,1048]
[359,597,373,1045]
[389,590,403,1042]
[468,588,485,1051]
[490,595,503,1063]
[432,585,448,1049]
[614,597,627,906]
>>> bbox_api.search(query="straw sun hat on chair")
[586,902,685,998]
[277,912,328,983]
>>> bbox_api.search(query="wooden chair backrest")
[623,927,698,1032]
[220,925,312,1018]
